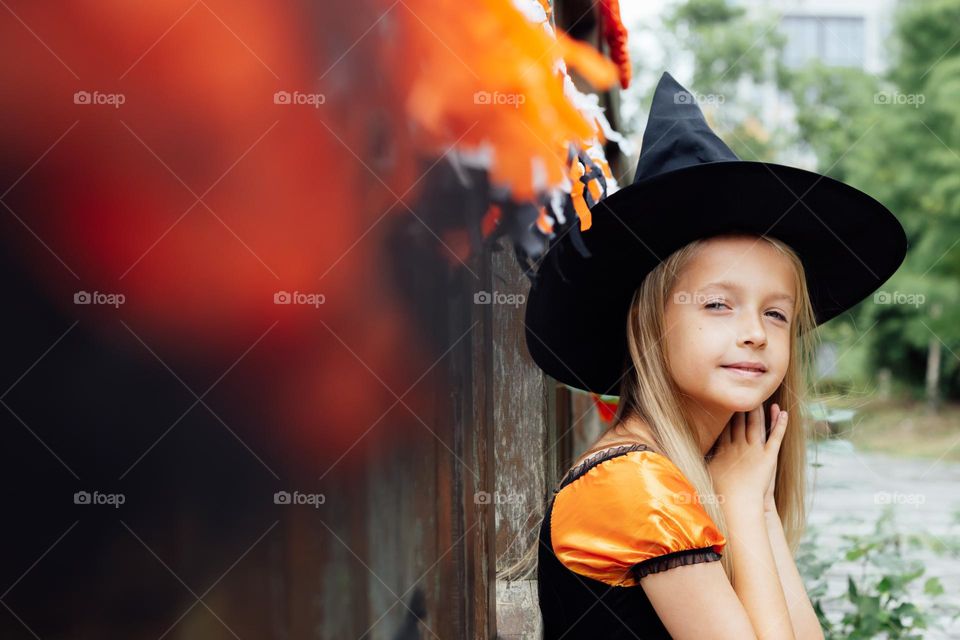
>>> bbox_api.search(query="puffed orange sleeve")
[550,450,726,587]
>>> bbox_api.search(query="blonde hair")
[500,232,820,586]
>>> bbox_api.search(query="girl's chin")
[685,384,773,413]
[713,391,770,413]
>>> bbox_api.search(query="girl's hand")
[707,404,788,514]
[763,404,783,513]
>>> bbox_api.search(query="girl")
[518,72,908,639]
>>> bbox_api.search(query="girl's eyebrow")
[699,280,795,304]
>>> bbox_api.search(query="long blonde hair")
[500,232,820,585]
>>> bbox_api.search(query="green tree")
[787,0,960,407]
[624,0,788,161]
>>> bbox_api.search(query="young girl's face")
[663,235,794,416]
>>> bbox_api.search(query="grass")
[818,395,960,462]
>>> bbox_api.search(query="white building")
[729,0,899,167]
[619,0,900,170]
[746,0,898,74]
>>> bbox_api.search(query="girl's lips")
[721,365,766,377]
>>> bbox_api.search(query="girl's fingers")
[766,404,780,444]
[765,409,788,453]
[745,405,763,444]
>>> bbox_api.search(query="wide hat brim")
[523,159,909,396]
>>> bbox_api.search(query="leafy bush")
[797,506,960,639]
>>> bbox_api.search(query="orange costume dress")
[537,443,727,638]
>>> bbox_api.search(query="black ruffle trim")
[555,444,653,492]
[630,547,723,581]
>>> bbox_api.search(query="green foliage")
[782,63,880,184]
[783,0,960,400]
[667,0,744,26]
[798,507,960,639]
[890,0,960,93]
[661,0,786,94]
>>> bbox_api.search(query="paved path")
[807,439,960,638]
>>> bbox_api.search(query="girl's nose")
[736,315,767,348]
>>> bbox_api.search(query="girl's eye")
[705,302,789,323]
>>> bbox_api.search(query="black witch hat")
[523,71,908,395]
